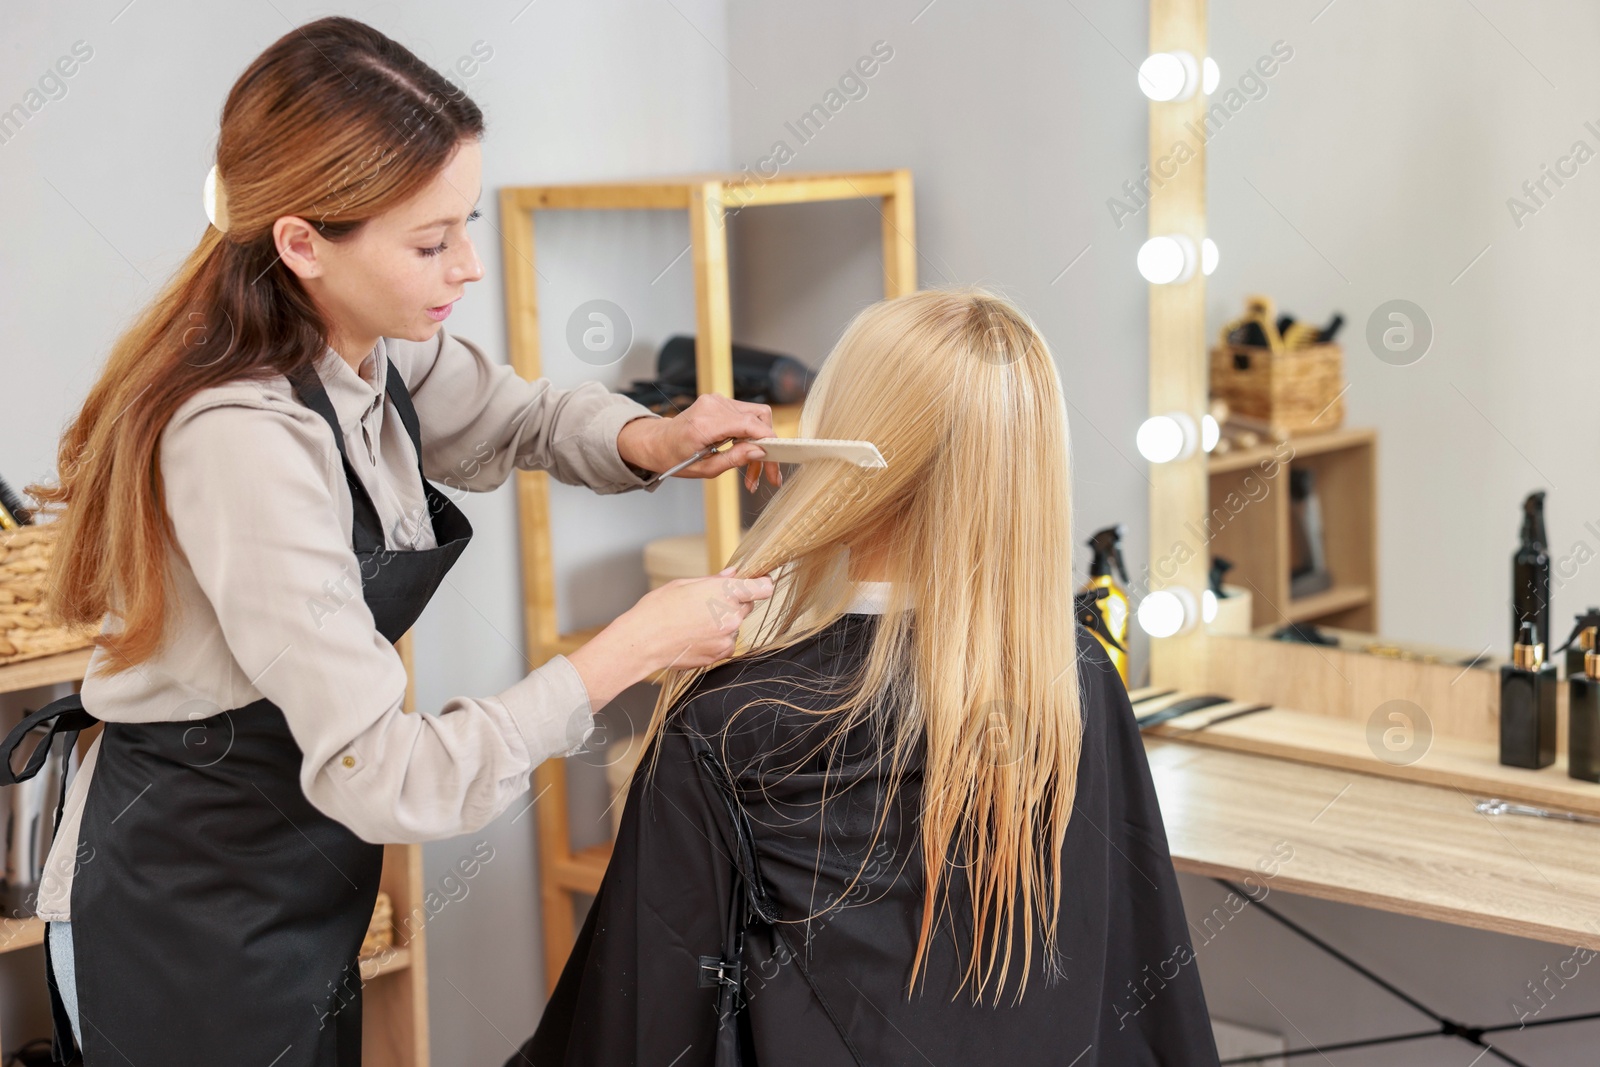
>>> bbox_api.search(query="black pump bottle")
[1569,643,1600,782]
[1513,491,1551,656]
[1556,608,1600,680]
[1501,620,1557,769]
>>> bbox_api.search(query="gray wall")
[724,0,1158,678]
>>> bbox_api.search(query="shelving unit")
[0,638,430,1065]
[499,169,917,990]
[1206,426,1378,632]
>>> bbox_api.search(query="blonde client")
[514,288,1222,1066]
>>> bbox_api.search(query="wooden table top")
[1147,737,1600,950]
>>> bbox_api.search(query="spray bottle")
[1083,525,1131,687]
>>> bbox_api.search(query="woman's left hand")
[618,395,783,492]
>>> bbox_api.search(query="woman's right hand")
[566,566,775,710]
[626,566,775,670]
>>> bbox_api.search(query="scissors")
[642,437,742,488]
[1474,797,1600,825]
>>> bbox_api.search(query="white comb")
[747,437,886,468]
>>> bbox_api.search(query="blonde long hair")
[634,286,1085,1007]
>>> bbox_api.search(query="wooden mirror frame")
[1146,0,1211,693]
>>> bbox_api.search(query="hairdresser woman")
[1,17,777,1067]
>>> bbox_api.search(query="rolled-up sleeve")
[398,328,665,495]
[160,396,600,844]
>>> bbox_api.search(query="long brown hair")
[26,17,484,676]
[631,287,1085,1006]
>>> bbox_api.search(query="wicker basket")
[0,523,98,667]
[360,890,394,956]
[1209,341,1345,437]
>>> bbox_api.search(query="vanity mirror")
[1143,0,1600,806]
[1204,1,1600,664]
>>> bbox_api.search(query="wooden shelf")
[0,648,79,1048]
[1285,583,1372,622]
[1207,426,1378,633]
[550,842,612,897]
[0,917,43,954]
[0,922,421,981]
[360,945,413,981]
[503,170,905,213]
[544,625,605,659]
[1206,425,1375,475]
[0,647,95,697]
[504,169,917,994]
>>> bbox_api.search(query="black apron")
[1,359,473,1066]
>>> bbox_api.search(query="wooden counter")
[1148,736,1600,950]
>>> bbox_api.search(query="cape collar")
[845,580,892,615]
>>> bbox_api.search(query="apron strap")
[383,361,476,549]
[0,693,96,788]
[1,692,98,873]
[287,354,444,555]
[382,361,425,465]
[289,353,427,482]
[286,361,387,555]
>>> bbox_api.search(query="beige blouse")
[35,329,664,921]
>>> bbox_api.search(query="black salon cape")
[511,616,1221,1067]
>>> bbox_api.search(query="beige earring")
[203,163,230,233]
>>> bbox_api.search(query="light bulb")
[1203,57,1220,95]
[1138,587,1198,638]
[1137,412,1199,464]
[1202,237,1219,276]
[1137,234,1197,285]
[1202,588,1219,623]
[1201,412,1220,452]
[1138,51,1200,102]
